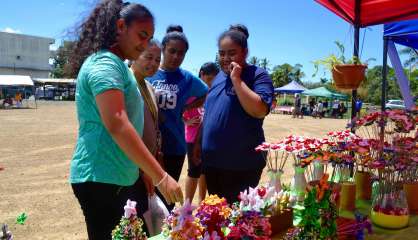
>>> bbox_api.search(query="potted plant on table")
[312,41,375,90]
[326,130,358,212]
[256,141,290,193]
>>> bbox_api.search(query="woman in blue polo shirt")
[202,24,274,203]
[147,25,208,208]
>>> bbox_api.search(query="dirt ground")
[0,101,349,239]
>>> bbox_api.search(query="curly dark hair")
[69,0,153,76]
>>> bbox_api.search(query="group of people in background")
[312,98,347,119]
[68,1,273,239]
[293,94,348,119]
[1,91,23,108]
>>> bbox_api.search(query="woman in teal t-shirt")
[69,1,182,239]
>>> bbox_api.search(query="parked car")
[385,99,405,110]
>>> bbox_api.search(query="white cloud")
[2,27,22,34]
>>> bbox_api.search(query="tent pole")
[351,0,361,132]
[380,37,389,143]
[348,0,361,178]
[351,24,360,132]
[381,38,388,112]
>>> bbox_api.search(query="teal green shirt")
[70,50,144,186]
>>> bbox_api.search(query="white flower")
[123,199,137,218]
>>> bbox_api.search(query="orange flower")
[317,173,330,201]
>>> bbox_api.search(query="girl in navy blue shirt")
[201,25,274,203]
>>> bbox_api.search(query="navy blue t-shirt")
[202,65,274,170]
[147,68,208,155]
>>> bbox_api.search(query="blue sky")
[1,0,392,82]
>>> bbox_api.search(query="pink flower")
[262,142,271,148]
[370,161,385,169]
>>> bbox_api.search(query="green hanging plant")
[312,41,375,77]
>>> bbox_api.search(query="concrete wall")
[0,67,50,78]
[0,32,54,75]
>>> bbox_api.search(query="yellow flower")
[203,194,225,206]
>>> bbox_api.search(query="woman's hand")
[184,115,201,126]
[230,62,243,83]
[156,174,184,205]
[226,64,270,119]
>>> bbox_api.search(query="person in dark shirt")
[201,24,274,203]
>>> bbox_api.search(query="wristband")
[155,172,168,187]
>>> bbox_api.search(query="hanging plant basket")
[332,64,367,90]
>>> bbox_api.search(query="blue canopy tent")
[382,19,418,111]
[274,80,307,94]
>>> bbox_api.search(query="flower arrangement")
[161,188,287,240]
[348,110,417,228]
[325,130,359,183]
[227,209,272,240]
[162,200,204,240]
[237,186,276,215]
[337,212,372,240]
[285,174,339,240]
[256,141,290,192]
[112,200,147,240]
[227,185,280,239]
[195,195,232,238]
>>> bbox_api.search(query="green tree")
[361,66,403,105]
[51,41,75,78]
[270,63,292,87]
[270,63,305,87]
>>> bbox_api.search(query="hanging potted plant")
[313,41,375,90]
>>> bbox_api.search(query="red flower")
[257,187,266,198]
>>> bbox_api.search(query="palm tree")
[400,47,418,70]
[291,63,305,83]
[259,58,270,71]
[249,56,259,66]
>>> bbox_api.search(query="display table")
[149,200,418,240]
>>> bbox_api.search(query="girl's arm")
[229,62,269,119]
[96,89,183,204]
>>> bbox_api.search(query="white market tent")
[33,78,76,100]
[0,75,34,86]
[32,78,76,84]
[0,75,37,108]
